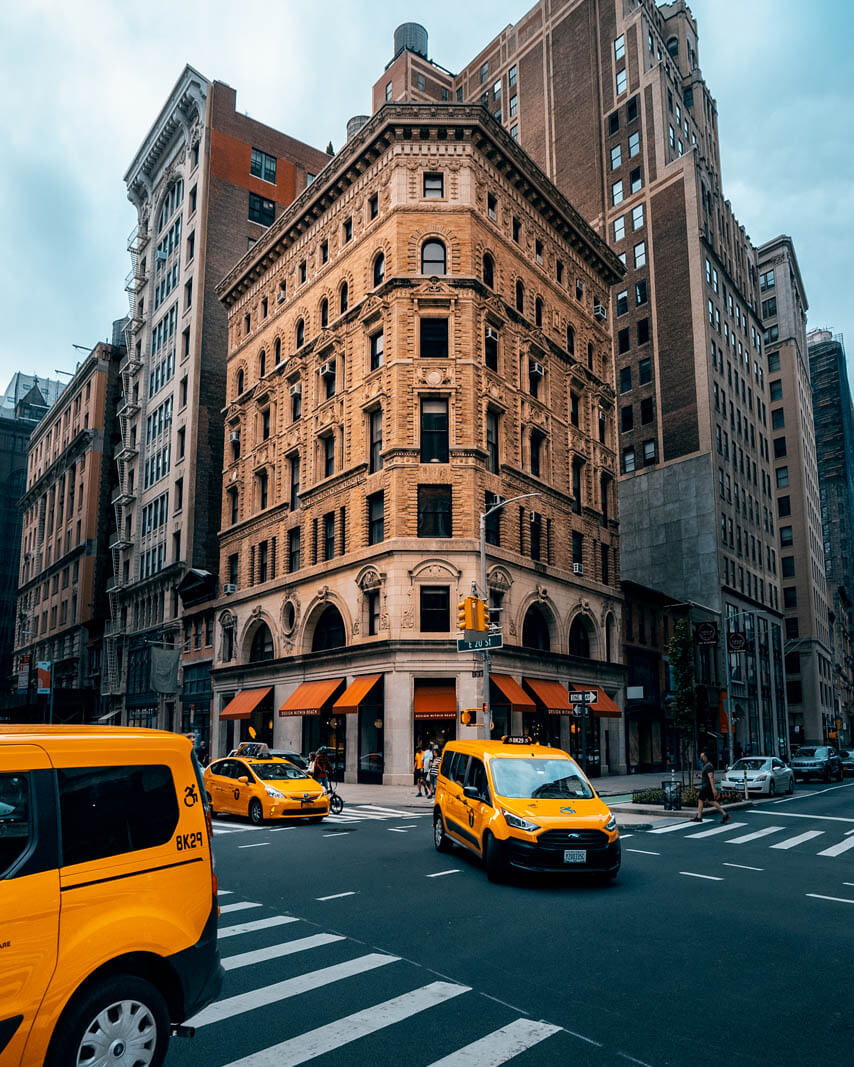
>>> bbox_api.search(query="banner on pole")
[37,661,52,695]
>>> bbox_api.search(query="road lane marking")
[817,837,854,858]
[843,882,854,887]
[772,782,854,804]
[617,1054,653,1067]
[316,891,357,900]
[218,915,299,939]
[238,842,270,849]
[323,833,349,838]
[723,863,764,871]
[220,981,469,1066]
[219,902,262,914]
[619,833,634,839]
[269,826,297,831]
[649,822,698,834]
[625,849,660,855]
[387,828,409,833]
[426,1017,562,1065]
[725,826,784,844]
[221,934,345,970]
[806,894,854,905]
[748,810,854,823]
[400,824,418,828]
[846,829,854,836]
[685,822,746,838]
[217,890,234,896]
[426,869,461,878]
[770,830,825,850]
[187,953,399,1028]
[679,872,723,881]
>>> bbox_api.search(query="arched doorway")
[311,605,346,651]
[306,605,347,775]
[521,605,557,744]
[569,616,591,658]
[522,605,551,651]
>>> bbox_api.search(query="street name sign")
[457,633,503,652]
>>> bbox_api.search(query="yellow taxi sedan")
[204,756,329,824]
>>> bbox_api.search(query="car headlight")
[605,814,617,832]
[756,774,768,780]
[500,808,540,832]
[265,787,284,799]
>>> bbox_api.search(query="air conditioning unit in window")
[229,431,240,444]
[155,249,168,262]
[320,361,335,378]
[223,583,237,594]
[529,360,545,378]
[593,303,607,321]
[277,290,286,303]
[289,383,301,397]
[573,563,584,575]
[486,493,506,509]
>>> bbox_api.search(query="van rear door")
[0,744,60,1065]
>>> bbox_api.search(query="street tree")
[667,618,699,782]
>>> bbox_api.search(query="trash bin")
[662,780,682,811]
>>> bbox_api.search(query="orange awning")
[333,674,382,714]
[279,678,345,717]
[524,678,573,714]
[570,686,622,718]
[413,681,457,720]
[220,687,272,721]
[491,674,536,712]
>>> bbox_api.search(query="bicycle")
[325,780,344,815]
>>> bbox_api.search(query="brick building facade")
[211,104,626,782]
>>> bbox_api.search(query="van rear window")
[58,765,179,867]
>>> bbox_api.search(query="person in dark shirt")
[692,750,730,824]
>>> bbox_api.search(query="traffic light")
[474,598,490,632]
[457,596,475,632]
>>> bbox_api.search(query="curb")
[609,799,753,817]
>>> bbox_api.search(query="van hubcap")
[78,999,157,1066]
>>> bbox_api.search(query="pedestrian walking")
[414,746,425,795]
[422,745,434,797]
[692,749,730,823]
[314,748,331,792]
[429,744,441,796]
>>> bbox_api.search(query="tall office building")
[808,329,854,744]
[104,67,329,727]
[756,237,832,747]
[372,1,787,757]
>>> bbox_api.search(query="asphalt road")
[166,783,854,1066]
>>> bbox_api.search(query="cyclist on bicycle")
[314,747,331,793]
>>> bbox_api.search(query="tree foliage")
[667,618,698,779]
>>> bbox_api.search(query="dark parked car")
[791,746,843,783]
[839,749,854,775]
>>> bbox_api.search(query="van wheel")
[249,799,264,825]
[787,777,794,794]
[48,974,169,1067]
[433,811,452,853]
[484,834,508,883]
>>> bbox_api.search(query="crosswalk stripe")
[218,915,299,939]
[725,826,784,844]
[221,981,470,1066]
[817,836,854,858]
[649,821,698,834]
[187,953,399,1028]
[221,933,344,970]
[219,902,261,914]
[358,805,427,817]
[770,830,825,850]
[685,822,746,838]
[217,890,234,896]
[426,1018,563,1066]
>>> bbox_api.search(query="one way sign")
[569,690,598,704]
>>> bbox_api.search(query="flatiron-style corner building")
[211,104,625,783]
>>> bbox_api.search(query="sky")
[0,0,852,391]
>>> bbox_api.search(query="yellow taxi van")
[0,725,222,1066]
[433,737,620,881]
[203,755,329,823]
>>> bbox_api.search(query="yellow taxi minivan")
[0,725,222,1066]
[433,737,620,881]
[203,755,329,823]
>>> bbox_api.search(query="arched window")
[421,240,446,275]
[535,297,544,327]
[340,282,349,313]
[274,338,282,364]
[522,605,550,651]
[373,252,385,287]
[250,622,274,662]
[320,298,328,328]
[258,349,266,378]
[236,368,244,395]
[605,614,615,662]
[515,279,524,314]
[312,605,346,651]
[666,36,678,58]
[296,318,305,348]
[566,324,575,355]
[482,253,494,289]
[256,468,269,510]
[569,616,591,658]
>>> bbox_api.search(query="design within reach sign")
[569,690,598,704]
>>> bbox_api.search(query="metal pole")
[479,511,490,742]
[724,617,734,765]
[48,668,55,725]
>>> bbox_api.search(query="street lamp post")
[478,492,541,741]
[724,607,780,772]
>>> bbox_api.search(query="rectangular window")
[369,193,379,219]
[248,193,275,226]
[529,512,542,561]
[776,466,789,488]
[641,397,654,424]
[621,404,634,433]
[635,279,648,306]
[370,330,384,372]
[610,144,622,170]
[771,408,785,430]
[417,485,452,538]
[619,365,632,392]
[769,379,783,401]
[421,398,449,463]
[634,241,647,268]
[343,217,353,243]
[250,147,277,183]
[622,446,636,473]
[618,328,631,355]
[508,64,517,87]
[420,586,450,632]
[487,192,497,220]
[643,439,657,465]
[323,435,335,478]
[385,82,392,101]
[760,269,775,291]
[509,94,518,117]
[288,527,301,572]
[616,68,627,95]
[612,180,624,205]
[368,491,384,545]
[258,540,268,583]
[423,172,444,198]
[629,167,642,193]
[780,525,793,545]
[628,131,640,157]
[323,512,335,561]
[627,96,638,122]
[773,436,787,458]
[614,34,625,61]
[762,297,777,318]
[486,410,499,473]
[420,318,448,358]
[637,317,650,345]
[616,289,629,316]
[632,204,644,230]
[613,215,625,241]
[485,326,498,371]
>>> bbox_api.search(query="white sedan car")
[720,756,794,796]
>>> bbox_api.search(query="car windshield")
[249,762,311,781]
[795,748,817,758]
[730,758,769,771]
[489,757,594,799]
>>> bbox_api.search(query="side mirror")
[238,776,249,784]
[463,785,481,802]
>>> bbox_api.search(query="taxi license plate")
[563,849,586,863]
